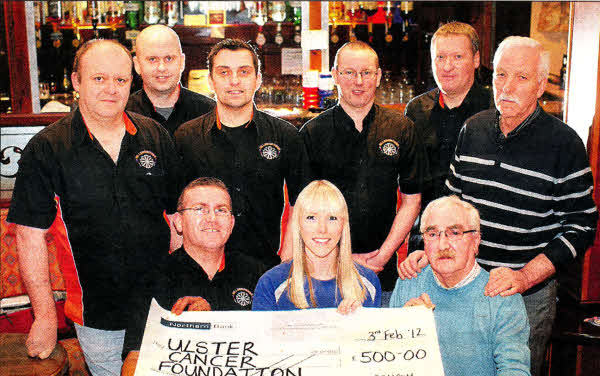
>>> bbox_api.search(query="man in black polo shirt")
[404,22,494,254]
[175,39,309,268]
[299,41,424,304]
[121,177,265,375]
[7,40,179,375]
[126,24,214,135]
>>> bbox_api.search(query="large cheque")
[135,299,445,376]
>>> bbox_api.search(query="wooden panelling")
[3,2,32,113]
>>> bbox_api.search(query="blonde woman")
[252,180,381,312]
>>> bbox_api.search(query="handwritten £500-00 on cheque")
[135,299,445,376]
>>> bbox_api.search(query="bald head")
[133,25,185,99]
[136,24,182,55]
[333,41,379,70]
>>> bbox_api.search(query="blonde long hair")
[287,180,367,308]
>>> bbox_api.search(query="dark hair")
[72,39,132,79]
[177,177,232,211]
[207,38,260,77]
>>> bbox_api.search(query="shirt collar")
[333,103,377,133]
[141,83,183,113]
[438,82,484,111]
[72,109,137,145]
[496,104,542,139]
[433,262,481,290]
[215,105,254,130]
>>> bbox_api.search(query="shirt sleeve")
[283,124,311,205]
[542,135,598,267]
[363,267,382,308]
[158,127,182,215]
[6,133,58,229]
[397,117,424,194]
[493,295,531,376]
[252,271,279,311]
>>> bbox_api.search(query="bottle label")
[124,3,140,12]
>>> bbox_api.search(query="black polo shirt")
[7,109,180,330]
[405,82,493,206]
[405,82,494,252]
[126,86,215,135]
[174,107,310,268]
[123,248,266,355]
[300,104,423,290]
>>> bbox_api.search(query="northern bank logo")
[161,318,211,330]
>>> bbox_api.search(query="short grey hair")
[420,195,480,233]
[493,36,550,82]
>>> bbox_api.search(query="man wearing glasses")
[390,195,530,376]
[121,177,266,375]
[175,39,309,268]
[299,41,424,305]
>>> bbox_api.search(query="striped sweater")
[446,107,597,270]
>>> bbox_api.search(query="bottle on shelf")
[62,68,71,93]
[560,54,567,89]
[47,1,62,24]
[318,72,336,109]
[269,1,287,23]
[274,23,284,46]
[329,2,345,24]
[125,1,143,29]
[144,1,161,25]
[164,1,179,26]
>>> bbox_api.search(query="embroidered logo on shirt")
[379,139,399,156]
[135,151,157,169]
[232,288,253,306]
[258,143,281,160]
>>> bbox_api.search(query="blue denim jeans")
[74,324,125,376]
[522,279,557,376]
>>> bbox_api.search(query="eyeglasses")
[178,206,231,217]
[336,69,378,81]
[421,228,478,242]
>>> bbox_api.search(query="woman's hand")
[337,299,362,315]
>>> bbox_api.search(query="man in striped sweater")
[399,36,598,376]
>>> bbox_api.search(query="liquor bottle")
[88,1,100,37]
[274,23,284,46]
[368,1,387,24]
[560,54,567,89]
[291,1,301,46]
[47,1,62,24]
[269,1,286,23]
[105,1,123,25]
[252,1,267,26]
[62,68,72,93]
[164,1,179,26]
[125,1,142,29]
[329,2,345,24]
[399,1,414,38]
[144,1,161,25]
